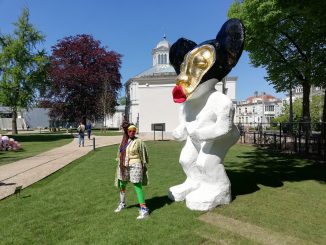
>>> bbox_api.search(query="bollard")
[93,137,95,151]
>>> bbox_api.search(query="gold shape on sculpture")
[175,44,216,98]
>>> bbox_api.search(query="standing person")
[77,121,85,147]
[86,122,92,140]
[114,123,150,220]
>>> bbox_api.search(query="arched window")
[163,54,167,64]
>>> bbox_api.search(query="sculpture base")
[168,178,200,202]
[169,181,231,211]
[185,183,231,211]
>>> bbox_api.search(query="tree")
[44,34,122,125]
[0,8,48,134]
[273,95,324,130]
[273,98,302,124]
[100,80,117,129]
[118,96,126,105]
[228,0,326,133]
[276,0,326,123]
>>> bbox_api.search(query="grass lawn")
[90,129,123,136]
[0,134,73,166]
[0,142,324,244]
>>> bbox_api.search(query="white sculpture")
[168,19,245,211]
[169,78,239,210]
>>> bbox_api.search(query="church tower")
[152,35,171,67]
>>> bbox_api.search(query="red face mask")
[128,130,136,138]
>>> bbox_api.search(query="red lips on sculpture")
[172,85,187,103]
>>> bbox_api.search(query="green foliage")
[118,96,126,105]
[273,95,324,124]
[310,95,324,124]
[228,0,326,124]
[273,99,302,123]
[0,8,49,133]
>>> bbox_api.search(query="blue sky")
[0,0,285,100]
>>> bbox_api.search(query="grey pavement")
[0,135,123,200]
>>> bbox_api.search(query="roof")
[246,94,277,104]
[134,64,176,78]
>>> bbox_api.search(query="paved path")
[0,135,123,200]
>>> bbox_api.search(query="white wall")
[23,108,50,128]
[105,111,124,129]
[214,78,236,101]
[138,84,180,133]
[226,80,236,101]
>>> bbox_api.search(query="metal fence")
[238,122,326,162]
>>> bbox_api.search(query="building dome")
[156,37,170,48]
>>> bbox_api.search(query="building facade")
[290,85,324,100]
[0,106,50,130]
[103,105,125,129]
[125,37,238,135]
[235,92,283,128]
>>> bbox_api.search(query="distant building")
[0,106,50,130]
[286,85,324,102]
[22,108,50,129]
[125,36,238,135]
[103,105,125,129]
[235,92,283,127]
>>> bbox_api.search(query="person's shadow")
[127,195,173,214]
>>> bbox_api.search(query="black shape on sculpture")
[169,18,245,82]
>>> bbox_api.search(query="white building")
[0,106,50,130]
[125,37,238,135]
[103,105,125,129]
[286,85,324,102]
[235,92,283,127]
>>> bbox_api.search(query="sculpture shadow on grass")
[226,147,326,201]
[127,195,173,214]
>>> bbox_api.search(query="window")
[245,107,247,113]
[158,54,161,64]
[265,105,275,111]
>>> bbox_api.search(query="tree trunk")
[12,109,18,135]
[323,88,326,123]
[301,81,311,135]
[289,86,293,135]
